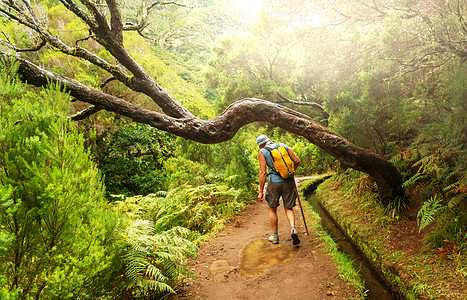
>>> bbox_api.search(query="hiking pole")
[294,180,310,235]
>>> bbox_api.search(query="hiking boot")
[268,235,279,244]
[291,228,300,245]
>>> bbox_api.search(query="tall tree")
[0,0,403,205]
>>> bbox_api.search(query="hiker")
[256,135,301,245]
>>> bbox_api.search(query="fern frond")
[448,194,465,209]
[167,226,193,238]
[402,173,427,188]
[123,218,197,297]
[417,195,445,232]
[144,280,175,294]
[145,264,167,282]
[151,190,169,198]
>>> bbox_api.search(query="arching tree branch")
[0,0,406,206]
[1,50,404,206]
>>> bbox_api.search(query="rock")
[209,260,235,280]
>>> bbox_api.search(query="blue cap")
[256,135,269,146]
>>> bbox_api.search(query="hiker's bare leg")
[269,207,278,232]
[284,207,295,228]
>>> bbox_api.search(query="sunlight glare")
[233,0,264,14]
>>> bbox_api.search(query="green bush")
[291,139,336,175]
[118,183,247,238]
[96,123,176,197]
[0,58,121,299]
[164,156,218,191]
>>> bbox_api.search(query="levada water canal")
[306,191,401,300]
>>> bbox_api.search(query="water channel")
[307,192,401,299]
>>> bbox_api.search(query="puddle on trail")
[239,239,298,278]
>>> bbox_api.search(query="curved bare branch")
[75,34,95,46]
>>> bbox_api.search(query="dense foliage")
[0,60,201,299]
[95,123,176,197]
[0,59,122,298]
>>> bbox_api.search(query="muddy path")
[171,198,357,300]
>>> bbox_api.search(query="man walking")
[257,135,301,245]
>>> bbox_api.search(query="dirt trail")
[171,199,357,300]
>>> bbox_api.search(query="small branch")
[456,0,467,35]
[1,27,46,51]
[75,34,95,46]
[123,0,199,33]
[136,29,159,43]
[69,105,103,120]
[275,92,329,120]
[0,5,36,28]
[59,0,97,28]
[100,77,118,88]
[12,38,47,52]
[275,92,321,108]
[148,0,200,10]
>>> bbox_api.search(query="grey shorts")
[265,179,297,209]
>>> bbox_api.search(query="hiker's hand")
[258,192,263,202]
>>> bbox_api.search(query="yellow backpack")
[265,145,295,179]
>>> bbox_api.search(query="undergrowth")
[110,182,251,298]
[114,183,249,244]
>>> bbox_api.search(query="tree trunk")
[1,51,404,206]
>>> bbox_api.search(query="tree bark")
[1,50,404,206]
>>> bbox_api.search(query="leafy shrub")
[174,129,257,194]
[164,156,211,189]
[116,183,247,239]
[291,139,336,175]
[0,59,120,299]
[222,139,257,191]
[96,123,176,197]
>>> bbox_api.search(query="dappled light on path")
[239,239,299,278]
